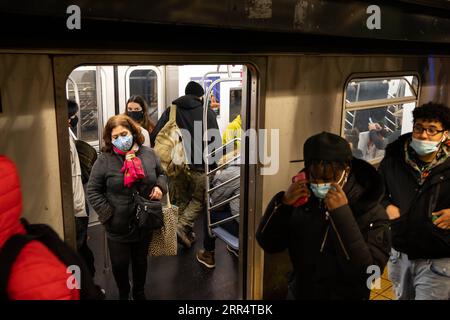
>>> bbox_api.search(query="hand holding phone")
[284,172,309,207]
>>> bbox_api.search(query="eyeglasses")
[413,124,445,136]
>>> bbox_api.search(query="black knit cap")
[67,99,78,118]
[303,132,352,167]
[185,81,205,97]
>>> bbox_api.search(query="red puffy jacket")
[0,156,79,300]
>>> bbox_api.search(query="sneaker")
[226,245,239,258]
[177,227,192,248]
[196,249,215,269]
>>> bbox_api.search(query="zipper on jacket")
[320,224,330,253]
[319,201,329,253]
[326,211,351,261]
[260,201,283,234]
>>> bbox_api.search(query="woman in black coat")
[256,132,391,300]
[87,114,167,300]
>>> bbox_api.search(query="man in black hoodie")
[151,81,221,248]
[379,102,450,300]
[256,132,391,299]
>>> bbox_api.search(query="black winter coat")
[379,133,450,259]
[256,158,391,300]
[87,146,167,243]
[150,94,221,171]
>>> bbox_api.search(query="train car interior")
[1,0,450,302]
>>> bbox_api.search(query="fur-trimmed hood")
[344,157,385,218]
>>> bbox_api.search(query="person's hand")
[368,123,382,131]
[324,183,348,211]
[432,209,450,230]
[282,180,310,206]
[386,205,401,220]
[149,186,163,200]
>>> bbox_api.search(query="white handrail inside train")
[207,137,241,158]
[208,175,240,194]
[210,194,241,212]
[203,76,242,239]
[200,69,241,92]
[207,154,241,177]
[209,213,240,228]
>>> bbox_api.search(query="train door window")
[229,87,242,121]
[66,66,104,148]
[125,66,161,124]
[342,75,419,164]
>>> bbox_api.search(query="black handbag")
[132,188,164,230]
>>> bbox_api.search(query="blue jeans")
[388,248,450,300]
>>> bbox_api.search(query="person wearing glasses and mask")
[379,102,450,300]
[125,95,156,148]
[256,132,391,300]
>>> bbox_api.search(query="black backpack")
[75,139,97,185]
[0,219,105,300]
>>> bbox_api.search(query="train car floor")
[86,216,393,300]
[87,215,239,300]
[369,268,395,300]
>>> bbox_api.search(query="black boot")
[119,291,130,300]
[132,290,147,300]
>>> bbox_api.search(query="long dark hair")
[125,95,156,133]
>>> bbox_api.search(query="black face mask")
[128,111,144,122]
[69,115,79,129]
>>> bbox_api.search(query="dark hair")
[413,102,450,130]
[67,99,78,118]
[307,160,350,181]
[102,114,145,153]
[125,95,156,133]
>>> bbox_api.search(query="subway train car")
[1,0,450,300]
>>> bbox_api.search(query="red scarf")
[113,145,145,188]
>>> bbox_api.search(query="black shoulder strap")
[1,220,105,300]
[0,234,34,300]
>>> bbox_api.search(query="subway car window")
[345,77,417,103]
[129,69,158,124]
[343,75,419,163]
[67,67,101,144]
[229,87,242,121]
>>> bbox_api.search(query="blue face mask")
[309,170,347,199]
[113,135,133,152]
[410,137,442,156]
[310,183,333,199]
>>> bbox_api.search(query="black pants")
[107,233,151,299]
[75,216,96,277]
[203,209,239,252]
